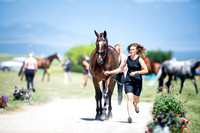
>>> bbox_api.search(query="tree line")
[64,43,172,72]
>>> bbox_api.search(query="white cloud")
[132,0,190,3]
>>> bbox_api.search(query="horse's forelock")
[100,33,104,38]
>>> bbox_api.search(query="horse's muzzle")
[97,59,103,65]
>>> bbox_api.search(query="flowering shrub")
[0,94,9,108]
[147,86,190,133]
[152,92,186,118]
[13,86,33,102]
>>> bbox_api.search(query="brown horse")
[37,53,60,81]
[19,53,60,81]
[89,30,119,120]
[145,60,161,75]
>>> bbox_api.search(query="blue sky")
[0,0,200,56]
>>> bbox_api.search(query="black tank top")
[126,56,142,81]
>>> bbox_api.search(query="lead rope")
[101,67,128,85]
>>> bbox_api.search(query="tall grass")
[0,67,199,132]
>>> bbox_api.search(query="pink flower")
[186,120,190,123]
[182,119,186,123]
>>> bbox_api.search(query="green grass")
[0,54,17,61]
[0,67,199,132]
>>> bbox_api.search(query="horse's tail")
[18,61,25,76]
[149,65,163,86]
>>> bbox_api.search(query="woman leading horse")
[104,43,148,123]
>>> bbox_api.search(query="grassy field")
[0,66,199,132]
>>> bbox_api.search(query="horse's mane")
[108,45,118,55]
[46,53,57,59]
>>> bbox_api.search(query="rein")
[101,67,128,85]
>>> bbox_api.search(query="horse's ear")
[94,30,99,37]
[104,31,107,38]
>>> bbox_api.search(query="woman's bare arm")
[104,57,127,75]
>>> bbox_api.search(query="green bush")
[64,43,95,72]
[146,50,172,62]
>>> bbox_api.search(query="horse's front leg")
[191,76,198,94]
[93,78,102,120]
[102,80,109,119]
[158,72,166,92]
[166,74,172,93]
[179,77,185,94]
[107,78,116,119]
[42,71,46,81]
[47,73,50,82]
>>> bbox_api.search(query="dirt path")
[0,99,153,133]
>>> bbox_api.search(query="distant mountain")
[0,22,85,57]
[0,22,81,48]
[0,43,69,57]
[0,22,71,37]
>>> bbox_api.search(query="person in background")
[104,43,148,123]
[80,55,90,88]
[63,56,72,84]
[114,44,127,105]
[24,53,38,92]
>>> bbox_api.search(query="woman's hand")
[130,71,137,76]
[104,71,110,76]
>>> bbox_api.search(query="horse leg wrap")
[103,93,108,98]
[107,106,113,119]
[108,106,112,111]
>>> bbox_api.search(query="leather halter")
[96,40,108,60]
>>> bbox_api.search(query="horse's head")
[55,53,61,62]
[94,30,108,65]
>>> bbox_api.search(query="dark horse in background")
[156,59,200,94]
[145,60,161,75]
[19,53,61,81]
[89,30,119,120]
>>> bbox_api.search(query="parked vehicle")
[0,57,26,72]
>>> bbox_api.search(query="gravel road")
[0,99,153,133]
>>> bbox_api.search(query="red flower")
[183,125,188,128]
[1,103,3,106]
[188,93,191,96]
[182,119,186,123]
[186,120,190,123]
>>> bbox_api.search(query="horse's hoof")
[101,114,106,120]
[107,112,112,119]
[95,115,101,120]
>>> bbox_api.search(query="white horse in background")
[152,59,200,94]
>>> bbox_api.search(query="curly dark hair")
[127,43,146,57]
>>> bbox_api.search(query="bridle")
[95,39,108,60]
